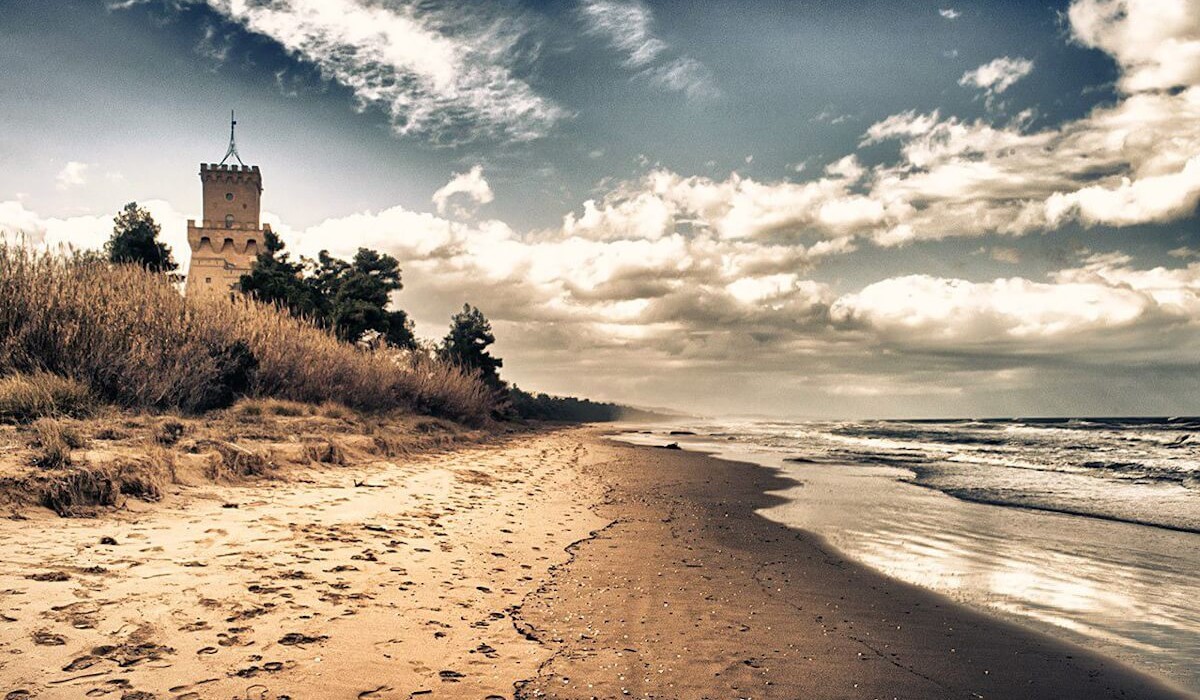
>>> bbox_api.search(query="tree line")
[102,202,621,421]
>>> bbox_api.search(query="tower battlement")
[200,163,260,173]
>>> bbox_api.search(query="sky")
[2,0,1199,419]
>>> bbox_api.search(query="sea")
[617,417,1200,694]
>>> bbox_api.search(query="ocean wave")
[692,416,1200,533]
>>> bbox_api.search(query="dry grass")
[0,372,94,423]
[0,397,493,517]
[0,247,495,422]
[29,418,87,469]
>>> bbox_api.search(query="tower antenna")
[220,110,244,167]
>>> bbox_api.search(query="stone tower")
[185,114,270,296]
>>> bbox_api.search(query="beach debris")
[99,536,117,545]
[32,629,66,646]
[438,670,465,682]
[659,442,682,450]
[27,571,70,582]
[278,632,327,646]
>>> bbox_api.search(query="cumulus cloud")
[579,0,718,99]
[831,273,1155,349]
[959,56,1034,95]
[119,0,565,144]
[1067,0,1200,93]
[55,161,90,190]
[432,165,494,217]
[0,199,189,263]
[1045,155,1200,227]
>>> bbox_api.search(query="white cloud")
[579,0,665,68]
[55,161,90,190]
[123,0,565,143]
[1067,0,1200,93]
[959,56,1034,95]
[939,8,962,20]
[1045,155,1200,227]
[0,199,189,265]
[831,273,1157,348]
[579,0,718,99]
[431,165,494,217]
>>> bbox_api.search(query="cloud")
[939,8,962,20]
[432,165,494,217]
[1045,155,1200,227]
[121,0,566,144]
[55,161,90,190]
[1067,0,1200,93]
[959,56,1034,95]
[831,273,1157,350]
[990,247,1022,264]
[578,0,664,67]
[0,199,189,264]
[579,0,718,99]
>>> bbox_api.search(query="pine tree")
[105,202,178,275]
[239,230,321,319]
[439,304,504,391]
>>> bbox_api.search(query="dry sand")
[0,429,604,699]
[0,427,1189,699]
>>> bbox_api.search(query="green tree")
[316,247,405,343]
[239,230,321,318]
[439,304,504,391]
[105,202,178,274]
[240,236,415,348]
[383,309,417,350]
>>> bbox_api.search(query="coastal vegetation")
[0,245,492,421]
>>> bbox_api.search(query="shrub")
[155,420,185,446]
[0,373,94,423]
[40,468,119,516]
[0,247,495,422]
[30,418,85,469]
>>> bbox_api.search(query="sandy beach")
[0,428,1189,699]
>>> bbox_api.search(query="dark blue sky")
[2,0,1198,417]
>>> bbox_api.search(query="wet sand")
[0,428,1189,698]
[515,435,1192,699]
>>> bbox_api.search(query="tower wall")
[185,163,268,297]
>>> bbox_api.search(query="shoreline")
[514,432,1193,698]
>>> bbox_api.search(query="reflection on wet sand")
[619,432,1200,694]
[768,461,1200,692]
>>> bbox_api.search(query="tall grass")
[0,247,494,422]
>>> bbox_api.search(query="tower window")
[224,214,234,228]
[225,193,234,201]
